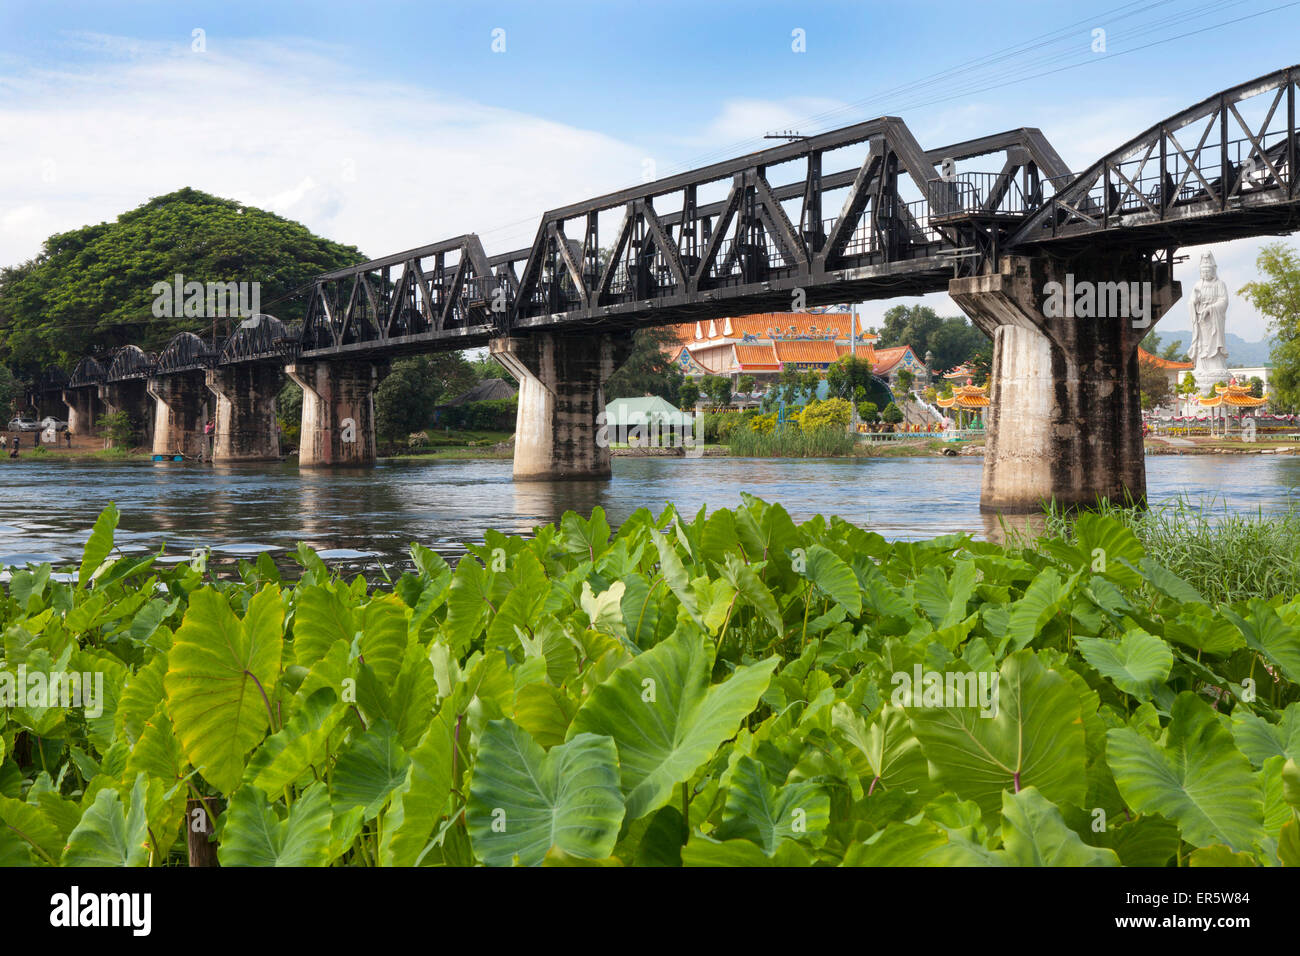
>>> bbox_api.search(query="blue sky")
[1,0,1297,339]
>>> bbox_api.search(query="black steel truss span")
[291,123,1067,357]
[105,345,157,382]
[299,235,497,357]
[67,356,107,388]
[157,332,217,374]
[221,314,299,363]
[1013,65,1300,251]
[49,64,1300,383]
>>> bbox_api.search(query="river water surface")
[2,454,1298,570]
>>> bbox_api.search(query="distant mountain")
[1150,329,1277,367]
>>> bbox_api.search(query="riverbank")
[1146,436,1300,454]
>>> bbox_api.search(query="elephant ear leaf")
[1106,692,1264,852]
[999,787,1120,866]
[218,782,333,867]
[466,720,624,867]
[164,584,284,795]
[906,650,1086,815]
[78,502,120,589]
[568,628,777,820]
[63,773,150,867]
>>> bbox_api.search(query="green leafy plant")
[0,498,1296,867]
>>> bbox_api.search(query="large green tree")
[605,325,683,403]
[0,188,364,377]
[1239,242,1300,413]
[876,304,986,372]
[375,354,478,438]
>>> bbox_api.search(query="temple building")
[1194,379,1270,434]
[935,380,990,428]
[664,311,930,388]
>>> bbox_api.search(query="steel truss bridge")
[44,64,1300,396]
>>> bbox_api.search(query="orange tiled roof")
[773,341,845,364]
[733,344,781,369]
[1137,347,1193,370]
[872,345,915,374]
[668,312,873,342]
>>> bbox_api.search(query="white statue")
[1188,251,1229,386]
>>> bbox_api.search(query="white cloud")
[0,34,650,267]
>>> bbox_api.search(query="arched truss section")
[105,344,157,381]
[68,356,107,388]
[1011,64,1300,250]
[299,234,498,355]
[220,314,299,364]
[157,332,216,373]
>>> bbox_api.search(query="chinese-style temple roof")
[1137,347,1193,370]
[1197,381,1268,407]
[936,382,990,409]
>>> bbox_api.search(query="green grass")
[728,424,857,457]
[382,446,514,461]
[1028,497,1300,604]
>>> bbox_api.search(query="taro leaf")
[1138,557,1205,605]
[379,707,456,867]
[1106,692,1264,851]
[559,508,611,561]
[635,806,686,867]
[466,720,624,867]
[217,782,333,867]
[1002,568,1077,653]
[907,650,1086,815]
[1189,845,1256,866]
[681,835,812,866]
[1280,820,1300,866]
[999,787,1120,866]
[1222,600,1300,684]
[798,545,861,616]
[1163,606,1244,657]
[164,585,284,795]
[841,820,950,866]
[568,628,777,820]
[832,702,930,796]
[1075,630,1173,700]
[245,688,344,794]
[78,502,119,589]
[651,531,702,626]
[620,573,663,649]
[0,795,63,864]
[1230,703,1300,767]
[62,773,150,867]
[330,721,411,821]
[513,681,576,749]
[714,755,830,854]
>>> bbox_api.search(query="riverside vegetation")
[0,498,1298,867]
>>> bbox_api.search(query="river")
[3,453,1298,571]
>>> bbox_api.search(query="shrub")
[882,401,903,424]
[857,401,879,423]
[797,398,852,431]
[96,410,136,448]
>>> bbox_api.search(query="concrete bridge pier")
[285,360,384,467]
[98,381,156,449]
[62,388,103,437]
[490,331,633,480]
[950,254,1180,513]
[206,364,282,461]
[148,372,209,458]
